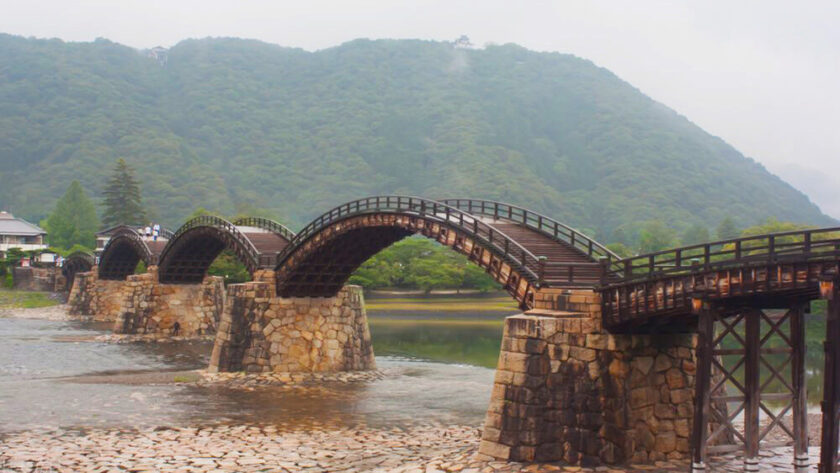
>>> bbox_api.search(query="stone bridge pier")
[209,277,375,373]
[479,289,697,466]
[68,267,224,336]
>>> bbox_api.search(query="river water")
[0,294,827,433]
[0,294,516,433]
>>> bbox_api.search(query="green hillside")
[0,34,832,240]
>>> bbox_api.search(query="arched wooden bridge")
[61,250,95,291]
[93,196,840,472]
[274,196,615,302]
[97,196,613,307]
[98,226,169,280]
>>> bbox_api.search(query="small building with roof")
[0,211,48,258]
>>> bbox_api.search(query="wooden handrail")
[604,226,840,287]
[232,217,296,241]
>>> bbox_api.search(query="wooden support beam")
[820,275,840,473]
[744,309,761,472]
[791,303,810,473]
[691,302,715,473]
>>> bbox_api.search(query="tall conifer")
[101,159,146,227]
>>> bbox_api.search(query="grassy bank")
[0,289,60,309]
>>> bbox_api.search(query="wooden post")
[791,303,809,473]
[744,309,760,472]
[691,301,714,473]
[820,275,840,473]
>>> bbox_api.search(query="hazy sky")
[3,1,839,218]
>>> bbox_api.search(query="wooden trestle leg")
[691,304,715,473]
[743,309,760,473]
[791,304,809,473]
[691,302,810,473]
[821,276,840,473]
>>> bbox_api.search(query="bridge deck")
[146,240,168,259]
[238,228,290,255]
[486,220,602,287]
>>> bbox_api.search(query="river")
[0,292,827,434]
[0,293,516,433]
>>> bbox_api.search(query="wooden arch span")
[98,226,165,280]
[61,250,95,291]
[273,196,607,308]
[157,215,293,284]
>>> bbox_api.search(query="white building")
[0,211,48,257]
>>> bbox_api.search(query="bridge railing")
[441,198,619,263]
[276,195,573,286]
[232,217,296,241]
[605,226,840,285]
[167,215,264,270]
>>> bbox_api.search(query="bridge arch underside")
[158,227,256,284]
[98,237,151,281]
[62,256,93,290]
[275,213,535,307]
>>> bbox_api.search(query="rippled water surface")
[0,296,515,432]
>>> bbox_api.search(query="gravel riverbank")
[0,423,825,473]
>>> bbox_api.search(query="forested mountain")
[0,34,832,240]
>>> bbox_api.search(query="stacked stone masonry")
[68,269,127,322]
[480,289,696,466]
[210,283,375,373]
[12,266,58,292]
[114,268,224,336]
[67,266,224,335]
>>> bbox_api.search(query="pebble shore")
[0,423,824,473]
[0,303,70,321]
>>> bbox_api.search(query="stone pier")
[68,268,127,321]
[209,283,375,373]
[479,289,696,466]
[68,266,224,336]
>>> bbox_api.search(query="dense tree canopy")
[0,34,832,237]
[43,181,99,250]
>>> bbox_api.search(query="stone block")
[478,440,511,459]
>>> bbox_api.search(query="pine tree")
[45,180,100,249]
[101,159,147,227]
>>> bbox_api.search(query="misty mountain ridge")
[0,33,833,240]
